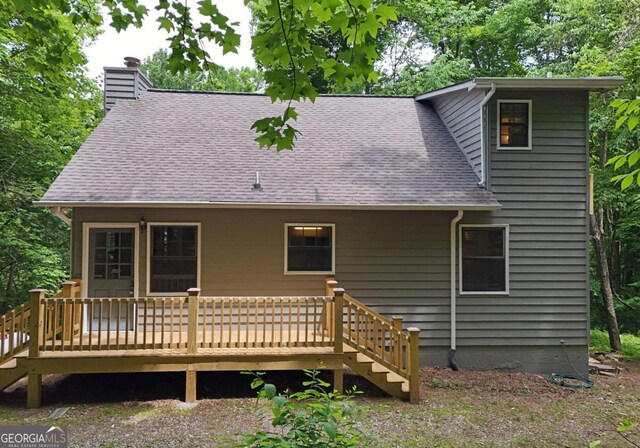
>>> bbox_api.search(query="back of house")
[37,61,624,376]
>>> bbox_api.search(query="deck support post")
[61,281,77,341]
[333,367,344,394]
[185,366,196,403]
[332,288,345,394]
[187,288,200,355]
[27,373,42,408]
[408,327,421,404]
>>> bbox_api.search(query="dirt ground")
[0,361,639,447]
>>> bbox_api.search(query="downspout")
[449,209,464,370]
[50,206,71,225]
[477,83,497,188]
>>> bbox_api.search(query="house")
[0,58,624,408]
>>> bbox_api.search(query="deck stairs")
[343,345,410,400]
[0,356,28,391]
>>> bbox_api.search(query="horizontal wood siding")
[432,89,485,179]
[72,209,455,348]
[457,90,589,348]
[104,68,151,113]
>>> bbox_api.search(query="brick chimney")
[103,56,152,114]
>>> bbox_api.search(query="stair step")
[371,363,390,374]
[0,359,17,369]
[356,353,374,364]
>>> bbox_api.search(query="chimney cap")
[124,56,141,68]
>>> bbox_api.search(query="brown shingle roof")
[39,90,499,209]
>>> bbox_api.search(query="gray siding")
[103,67,152,113]
[431,89,485,179]
[456,90,590,353]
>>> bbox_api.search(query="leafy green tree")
[102,0,397,150]
[141,49,264,92]
[1,0,102,309]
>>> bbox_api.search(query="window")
[148,224,199,294]
[497,100,532,150]
[460,225,509,294]
[285,224,335,274]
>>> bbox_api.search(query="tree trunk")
[590,209,622,352]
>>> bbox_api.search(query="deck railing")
[0,303,31,364]
[24,279,419,402]
[326,278,420,403]
[28,286,336,354]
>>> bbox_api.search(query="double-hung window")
[497,100,532,150]
[285,224,335,274]
[460,225,509,294]
[148,224,200,294]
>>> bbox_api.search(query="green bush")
[238,370,363,448]
[590,329,640,360]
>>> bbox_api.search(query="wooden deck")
[0,279,421,407]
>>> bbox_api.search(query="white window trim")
[496,99,532,151]
[284,223,336,275]
[458,224,509,295]
[146,222,202,296]
[82,222,140,300]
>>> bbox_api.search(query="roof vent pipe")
[253,171,262,190]
[124,56,141,68]
[547,71,553,78]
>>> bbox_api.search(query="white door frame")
[82,222,140,299]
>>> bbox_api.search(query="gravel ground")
[0,361,639,447]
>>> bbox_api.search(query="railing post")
[324,279,338,332]
[187,288,200,355]
[61,281,77,340]
[332,288,344,353]
[408,327,421,404]
[27,289,45,408]
[392,316,403,368]
[28,289,45,359]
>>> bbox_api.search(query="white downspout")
[478,83,497,188]
[449,209,464,370]
[50,207,71,225]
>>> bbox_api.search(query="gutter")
[50,206,71,225]
[478,83,496,188]
[34,200,501,211]
[449,210,464,370]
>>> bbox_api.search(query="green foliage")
[100,0,397,150]
[591,418,639,447]
[238,370,363,447]
[607,98,640,190]
[1,0,102,308]
[246,0,396,149]
[141,49,264,92]
[590,330,640,360]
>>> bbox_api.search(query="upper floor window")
[460,225,509,294]
[497,100,532,150]
[285,224,335,274]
